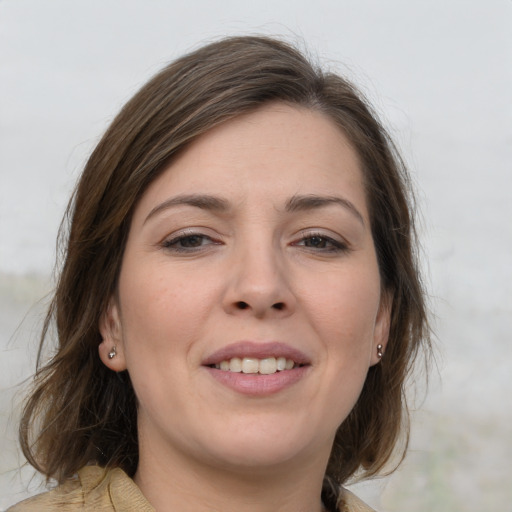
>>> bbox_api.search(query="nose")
[222,243,296,319]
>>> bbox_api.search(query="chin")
[204,443,308,473]
[192,419,330,473]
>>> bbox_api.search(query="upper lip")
[202,341,311,366]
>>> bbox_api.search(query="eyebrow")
[285,194,365,226]
[144,192,365,226]
[144,194,230,224]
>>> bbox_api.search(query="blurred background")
[1,1,511,510]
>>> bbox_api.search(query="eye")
[293,232,348,253]
[162,231,219,252]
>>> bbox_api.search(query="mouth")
[208,356,306,375]
[203,341,310,367]
[202,341,311,389]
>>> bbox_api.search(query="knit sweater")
[7,466,375,512]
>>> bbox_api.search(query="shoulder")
[339,488,376,512]
[7,466,153,512]
[6,475,83,511]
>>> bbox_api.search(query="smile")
[202,342,311,395]
[211,356,299,374]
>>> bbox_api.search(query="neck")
[134,441,328,512]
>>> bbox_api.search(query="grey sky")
[1,2,511,509]
[1,1,510,295]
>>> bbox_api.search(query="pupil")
[182,235,202,247]
[307,237,325,248]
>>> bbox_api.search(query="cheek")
[303,264,381,345]
[305,267,381,422]
[115,266,205,410]
[116,257,223,364]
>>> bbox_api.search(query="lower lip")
[204,366,310,396]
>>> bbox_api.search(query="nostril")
[233,301,286,312]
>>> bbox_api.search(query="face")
[100,103,390,476]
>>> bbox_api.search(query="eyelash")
[161,231,219,253]
[293,232,349,253]
[161,229,348,255]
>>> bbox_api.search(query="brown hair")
[20,35,430,504]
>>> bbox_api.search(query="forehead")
[135,103,368,221]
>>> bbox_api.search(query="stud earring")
[108,346,117,360]
[377,344,384,359]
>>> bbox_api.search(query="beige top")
[7,466,375,512]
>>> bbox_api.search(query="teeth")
[229,357,242,372]
[214,356,297,374]
[242,357,259,374]
[276,357,287,371]
[259,357,277,375]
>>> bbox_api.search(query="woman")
[10,36,430,512]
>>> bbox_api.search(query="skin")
[99,103,390,512]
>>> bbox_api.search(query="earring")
[377,344,384,359]
[108,346,117,360]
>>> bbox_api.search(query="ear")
[98,297,127,372]
[370,290,392,366]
